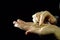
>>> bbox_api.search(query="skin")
[32,11,57,26]
[13,11,60,40]
[13,19,60,40]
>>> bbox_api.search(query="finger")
[25,30,31,35]
[17,19,25,24]
[13,21,17,24]
[17,19,21,22]
[13,21,19,27]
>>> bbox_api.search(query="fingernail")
[13,21,16,24]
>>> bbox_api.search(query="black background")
[1,0,59,40]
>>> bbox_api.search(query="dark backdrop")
[1,0,59,40]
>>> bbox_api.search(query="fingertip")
[17,19,20,22]
[25,31,30,35]
[25,31,28,35]
[13,21,16,24]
